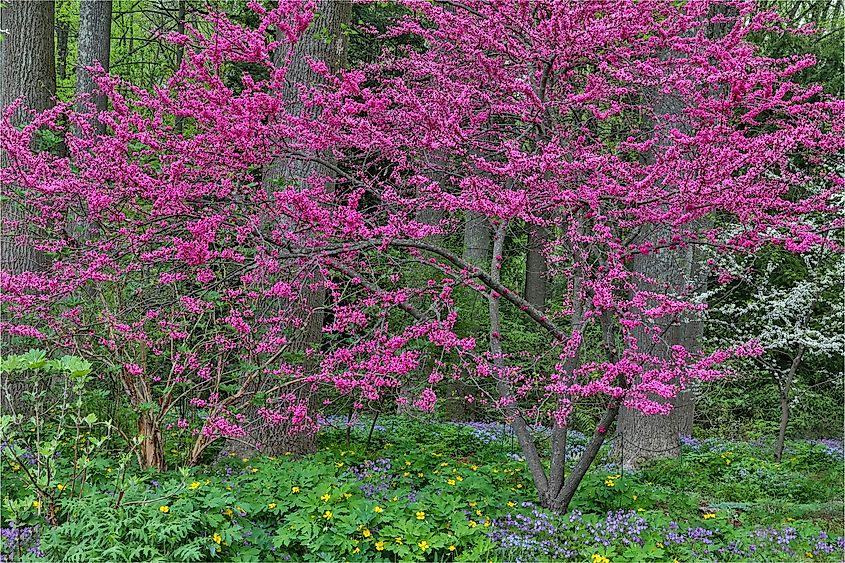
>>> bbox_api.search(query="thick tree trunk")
[463,211,490,267]
[436,210,490,421]
[616,238,702,468]
[227,0,351,457]
[0,1,55,119]
[524,224,548,311]
[56,4,70,82]
[75,0,112,135]
[0,0,56,413]
[615,6,738,469]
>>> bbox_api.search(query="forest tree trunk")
[0,0,56,414]
[226,0,351,457]
[75,0,112,135]
[524,224,548,311]
[138,411,166,471]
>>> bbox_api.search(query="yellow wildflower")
[418,540,430,552]
[405,461,412,466]
[292,486,300,493]
[656,542,664,548]
[159,505,170,513]
[362,528,372,538]
[352,547,360,554]
[56,484,66,491]
[373,506,384,513]
[268,503,277,510]
[591,554,610,563]
[32,501,40,508]
[471,465,478,471]
[189,481,201,490]
[375,541,385,551]
[404,472,411,477]
[507,501,515,508]
[475,509,482,516]
[223,508,233,517]
[449,545,456,551]
[321,493,331,502]
[703,513,716,520]
[335,462,344,468]
[468,520,477,528]
[416,511,426,520]
[212,533,222,544]
[447,479,456,486]
[323,510,333,519]
[632,495,638,501]
[395,536,403,545]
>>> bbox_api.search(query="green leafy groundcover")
[2,420,843,562]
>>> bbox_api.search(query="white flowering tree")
[707,241,843,460]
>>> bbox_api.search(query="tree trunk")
[775,344,806,462]
[614,5,738,469]
[616,238,701,468]
[226,0,351,457]
[174,0,185,134]
[548,311,623,513]
[437,210,490,421]
[56,3,70,82]
[75,0,112,135]
[0,0,56,413]
[463,211,490,267]
[524,224,548,311]
[138,411,166,471]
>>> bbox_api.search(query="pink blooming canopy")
[1,0,842,452]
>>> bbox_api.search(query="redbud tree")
[1,0,841,512]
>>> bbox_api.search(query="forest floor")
[3,417,843,562]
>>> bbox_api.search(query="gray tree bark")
[0,0,56,413]
[524,224,548,311]
[436,210,489,420]
[75,0,112,135]
[56,2,70,81]
[463,211,490,267]
[227,0,351,458]
[615,5,737,469]
[615,237,703,468]
[613,83,693,468]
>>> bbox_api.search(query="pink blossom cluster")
[0,0,841,458]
